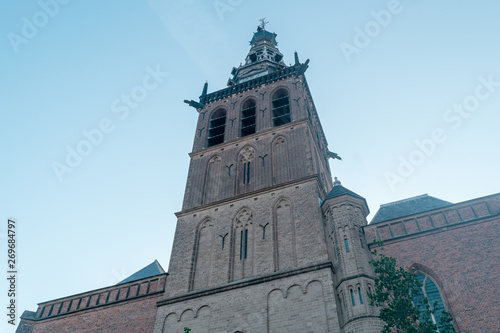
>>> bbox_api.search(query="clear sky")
[1,1,499,331]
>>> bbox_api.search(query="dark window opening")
[350,289,355,306]
[243,162,251,184]
[244,230,248,259]
[240,229,248,260]
[272,89,291,127]
[345,238,350,252]
[240,231,243,260]
[358,287,364,304]
[208,109,226,147]
[241,99,256,137]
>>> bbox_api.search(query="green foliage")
[184,328,191,333]
[368,242,455,333]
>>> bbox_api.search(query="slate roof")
[323,178,369,214]
[324,183,366,201]
[370,194,453,224]
[116,260,166,285]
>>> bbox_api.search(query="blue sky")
[1,1,499,331]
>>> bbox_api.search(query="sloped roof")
[370,194,453,224]
[116,260,165,285]
[322,178,369,213]
[324,183,365,201]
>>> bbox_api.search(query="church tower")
[153,23,382,333]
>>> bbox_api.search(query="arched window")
[207,109,226,147]
[414,273,449,331]
[233,208,253,281]
[241,99,256,137]
[271,89,291,126]
[192,219,214,290]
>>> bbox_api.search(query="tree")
[368,243,456,333]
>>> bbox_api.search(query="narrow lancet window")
[358,287,364,304]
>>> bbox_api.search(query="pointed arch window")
[271,89,291,126]
[207,108,226,147]
[413,273,450,331]
[241,99,256,137]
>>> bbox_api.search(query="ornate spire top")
[258,18,269,30]
[228,21,286,85]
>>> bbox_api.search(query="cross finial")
[258,18,269,30]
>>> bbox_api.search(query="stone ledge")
[157,261,333,307]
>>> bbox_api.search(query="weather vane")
[259,18,269,30]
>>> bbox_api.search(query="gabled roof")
[370,194,453,224]
[116,260,165,285]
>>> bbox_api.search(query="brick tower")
[153,23,382,333]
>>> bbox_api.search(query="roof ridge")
[379,194,430,207]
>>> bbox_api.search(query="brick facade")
[17,274,167,333]
[365,194,500,333]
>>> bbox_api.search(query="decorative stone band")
[365,194,500,245]
[21,274,167,321]
[202,66,299,104]
[157,261,333,307]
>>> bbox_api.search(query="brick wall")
[17,274,166,333]
[365,194,500,333]
[167,178,329,298]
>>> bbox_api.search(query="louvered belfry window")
[207,109,226,147]
[241,99,256,137]
[272,89,291,126]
